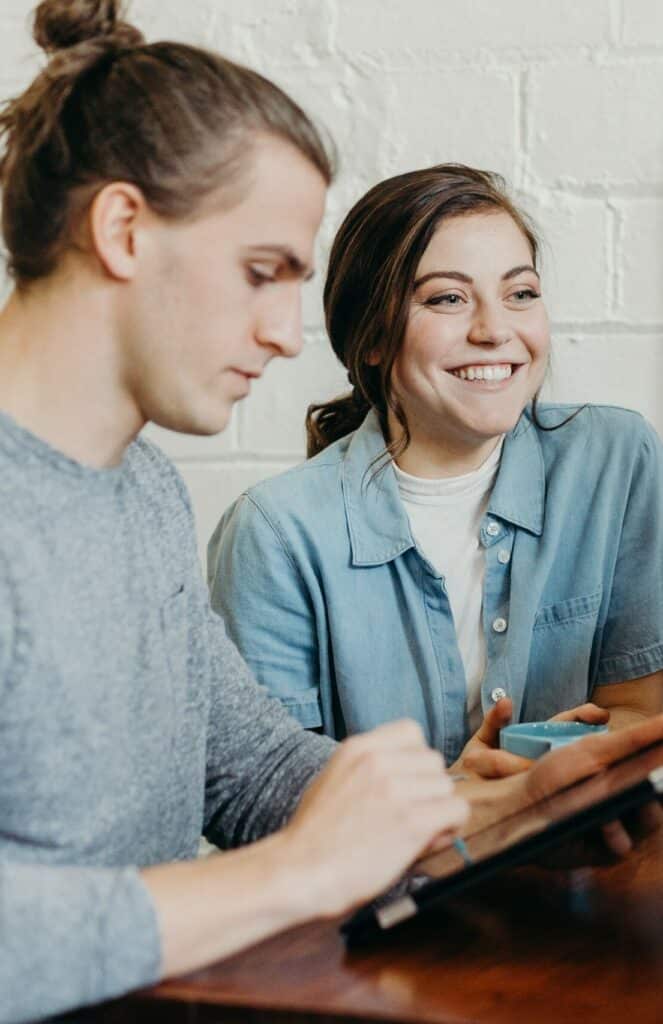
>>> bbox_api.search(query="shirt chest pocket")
[522,588,603,720]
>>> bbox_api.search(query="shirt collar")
[342,410,414,566]
[341,407,545,567]
[487,408,545,536]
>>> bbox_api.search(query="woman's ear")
[88,182,148,281]
[366,348,382,366]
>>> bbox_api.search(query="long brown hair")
[0,0,334,286]
[306,164,540,459]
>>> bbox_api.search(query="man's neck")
[0,277,143,468]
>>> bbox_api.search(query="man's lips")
[229,368,263,380]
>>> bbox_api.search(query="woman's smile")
[448,361,517,383]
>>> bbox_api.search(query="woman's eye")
[510,288,540,303]
[426,293,464,307]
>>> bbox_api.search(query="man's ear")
[88,182,148,281]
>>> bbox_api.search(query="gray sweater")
[0,411,334,1024]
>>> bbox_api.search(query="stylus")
[453,836,474,866]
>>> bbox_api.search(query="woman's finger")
[464,746,533,779]
[473,697,513,747]
[551,703,610,725]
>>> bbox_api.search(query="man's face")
[122,135,327,436]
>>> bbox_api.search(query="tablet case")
[341,740,663,947]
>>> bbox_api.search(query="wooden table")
[95,832,663,1024]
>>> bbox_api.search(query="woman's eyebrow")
[502,264,539,281]
[413,270,473,288]
[413,264,539,289]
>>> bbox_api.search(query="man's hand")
[145,720,468,979]
[281,720,469,918]
[452,698,610,780]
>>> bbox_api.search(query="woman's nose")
[467,307,513,346]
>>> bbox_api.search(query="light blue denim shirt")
[208,404,663,765]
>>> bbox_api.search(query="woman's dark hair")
[306,164,542,459]
[0,0,334,286]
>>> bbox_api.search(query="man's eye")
[510,288,540,302]
[247,266,277,286]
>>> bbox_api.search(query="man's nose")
[257,286,304,358]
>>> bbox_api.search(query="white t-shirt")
[393,440,503,732]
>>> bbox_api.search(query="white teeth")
[451,364,513,381]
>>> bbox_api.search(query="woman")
[209,164,663,776]
[0,4,475,1021]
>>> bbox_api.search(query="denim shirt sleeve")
[596,419,663,685]
[208,494,323,728]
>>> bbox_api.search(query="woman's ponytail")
[306,389,371,458]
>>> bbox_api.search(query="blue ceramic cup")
[500,721,608,759]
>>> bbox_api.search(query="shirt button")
[491,686,507,703]
[492,617,508,633]
[497,549,510,565]
[486,521,500,537]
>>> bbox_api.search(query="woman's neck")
[388,410,502,479]
[0,274,143,468]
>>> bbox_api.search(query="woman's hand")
[450,698,528,779]
[456,712,663,866]
[451,698,611,780]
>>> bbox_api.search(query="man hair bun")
[33,0,144,54]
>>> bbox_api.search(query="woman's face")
[389,210,550,463]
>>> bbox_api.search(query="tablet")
[341,739,663,948]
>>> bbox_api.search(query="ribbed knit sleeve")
[202,606,336,849]
[0,552,162,1023]
[0,862,161,1024]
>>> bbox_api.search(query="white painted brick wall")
[622,0,663,45]
[617,200,663,322]
[1,1,662,561]
[530,61,663,186]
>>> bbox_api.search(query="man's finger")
[343,718,427,754]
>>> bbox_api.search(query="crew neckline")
[393,438,503,502]
[0,408,128,486]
